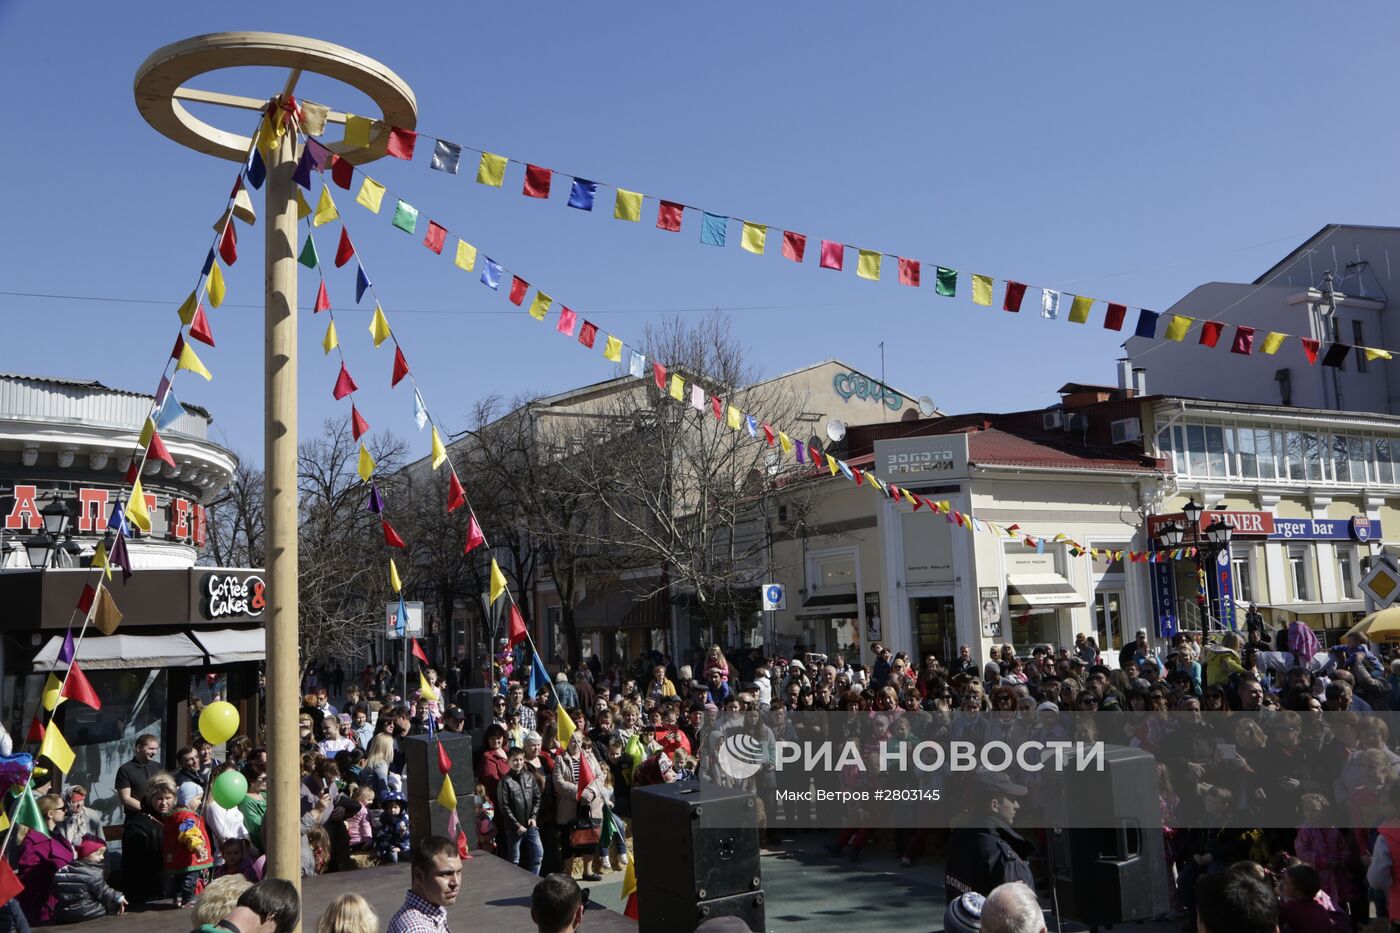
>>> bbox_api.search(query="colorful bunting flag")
[188,305,215,346]
[1003,281,1027,312]
[333,362,357,400]
[343,114,372,148]
[207,262,226,308]
[42,672,65,711]
[126,480,151,532]
[782,231,807,262]
[413,637,430,665]
[93,587,122,635]
[454,240,477,272]
[629,351,646,379]
[246,148,266,189]
[356,177,386,213]
[614,188,643,221]
[1104,302,1127,331]
[568,178,598,211]
[92,537,112,581]
[313,187,339,226]
[389,558,402,593]
[579,321,598,348]
[60,661,101,710]
[522,164,553,198]
[1166,314,1193,341]
[557,306,577,336]
[476,152,508,187]
[383,519,407,548]
[370,305,392,347]
[1041,288,1061,319]
[1199,320,1224,347]
[436,774,457,811]
[1322,342,1351,368]
[971,274,994,306]
[331,155,354,189]
[109,531,132,581]
[437,739,452,775]
[12,785,47,837]
[446,470,466,513]
[481,259,502,290]
[934,266,957,297]
[386,126,417,160]
[508,277,529,306]
[700,212,728,246]
[392,200,419,234]
[147,428,176,469]
[556,705,577,747]
[357,444,376,482]
[1134,309,1159,338]
[414,389,428,431]
[335,228,355,268]
[741,222,768,255]
[898,257,920,286]
[176,290,198,325]
[367,484,384,515]
[670,375,685,401]
[322,319,339,354]
[431,427,447,469]
[351,405,369,441]
[464,515,484,553]
[603,335,623,362]
[857,249,881,280]
[392,347,410,387]
[819,240,844,270]
[1366,347,1393,361]
[653,362,667,390]
[508,604,528,646]
[489,559,507,603]
[298,233,319,268]
[657,200,683,232]
[1068,295,1093,324]
[431,140,462,174]
[529,291,552,321]
[219,222,237,265]
[424,221,447,254]
[727,406,742,430]
[1231,326,1255,355]
[314,280,331,313]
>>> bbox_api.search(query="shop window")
[1349,437,1369,484]
[1333,435,1351,483]
[1337,544,1359,600]
[1187,425,1207,476]
[1288,545,1313,602]
[1285,432,1306,481]
[1230,547,1255,605]
[1377,438,1395,484]
[1094,590,1125,653]
[1205,425,1227,476]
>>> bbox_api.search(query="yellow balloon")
[199,700,240,746]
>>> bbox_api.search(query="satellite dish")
[918,396,937,417]
[826,419,847,443]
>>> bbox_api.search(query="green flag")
[297,234,318,269]
[599,804,616,851]
[624,733,645,783]
[934,266,957,297]
[13,784,47,836]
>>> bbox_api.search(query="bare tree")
[205,458,264,568]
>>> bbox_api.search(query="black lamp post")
[25,498,73,570]
[1155,498,1234,635]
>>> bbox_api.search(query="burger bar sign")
[201,573,266,621]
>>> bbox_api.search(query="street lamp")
[1155,504,1234,636]
[25,499,73,569]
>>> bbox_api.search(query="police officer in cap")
[944,771,1035,902]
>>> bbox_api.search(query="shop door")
[912,596,957,667]
[1094,590,1125,654]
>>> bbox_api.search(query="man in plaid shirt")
[386,836,462,933]
[507,682,537,733]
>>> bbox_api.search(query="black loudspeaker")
[460,688,493,731]
[1046,746,1170,927]
[632,783,764,933]
[404,732,474,852]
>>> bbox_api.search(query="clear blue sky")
[4,2,1398,467]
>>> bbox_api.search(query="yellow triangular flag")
[431,427,447,469]
[489,559,507,604]
[138,417,156,449]
[127,480,152,532]
[669,375,685,401]
[857,249,882,281]
[389,558,402,593]
[93,586,123,634]
[827,454,839,476]
[357,444,375,483]
[92,539,112,581]
[1366,347,1393,361]
[557,704,577,747]
[620,856,637,902]
[727,406,742,430]
[43,672,66,711]
[741,222,767,255]
[529,291,552,322]
[176,342,213,381]
[207,262,226,308]
[295,189,312,220]
[779,432,793,455]
[40,720,75,772]
[971,274,994,306]
[322,319,339,355]
[476,153,508,187]
[356,176,386,214]
[369,305,392,348]
[176,290,198,325]
[603,335,623,362]
[436,773,457,811]
[0,808,10,832]
[614,188,643,221]
[419,672,438,702]
[313,186,339,227]
[1261,331,1287,355]
[454,240,477,272]
[1166,315,1193,342]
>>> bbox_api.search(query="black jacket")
[944,817,1036,902]
[118,810,166,905]
[496,769,541,829]
[54,859,124,923]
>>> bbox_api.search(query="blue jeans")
[503,825,543,875]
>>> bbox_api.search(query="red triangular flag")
[188,304,215,346]
[1301,338,1320,365]
[762,424,775,446]
[314,280,331,313]
[456,828,471,859]
[331,155,355,190]
[335,228,355,268]
[60,661,102,711]
[412,638,429,665]
[623,893,638,921]
[577,752,596,801]
[437,740,452,775]
[446,471,466,513]
[76,584,96,615]
[508,604,527,646]
[333,362,358,400]
[463,515,484,554]
[124,462,139,485]
[383,520,406,548]
[26,716,45,744]
[147,429,176,469]
[219,222,237,266]
[351,405,369,440]
[392,347,410,387]
[711,395,722,420]
[170,333,185,361]
[386,126,417,160]
[0,853,24,909]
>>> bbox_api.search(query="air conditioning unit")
[1111,418,1143,444]
[1042,410,1065,431]
[1067,413,1089,432]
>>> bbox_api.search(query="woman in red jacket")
[16,793,75,923]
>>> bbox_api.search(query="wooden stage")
[72,855,636,933]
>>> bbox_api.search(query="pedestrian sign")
[762,583,785,611]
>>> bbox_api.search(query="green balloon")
[211,769,248,809]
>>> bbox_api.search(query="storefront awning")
[1007,574,1086,608]
[799,589,858,616]
[32,632,205,671]
[1257,601,1365,615]
[189,627,266,664]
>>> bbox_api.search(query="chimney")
[1132,368,1147,395]
[1116,358,1134,392]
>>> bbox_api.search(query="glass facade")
[1158,421,1400,486]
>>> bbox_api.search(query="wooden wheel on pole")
[134,34,416,911]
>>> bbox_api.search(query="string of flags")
[296,140,1194,566]
[298,115,1400,366]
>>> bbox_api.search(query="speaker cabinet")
[1046,746,1170,926]
[403,732,474,852]
[632,782,762,904]
[636,886,766,933]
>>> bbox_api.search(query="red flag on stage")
[437,740,452,775]
[335,228,355,268]
[446,470,466,513]
[508,605,527,646]
[463,515,484,554]
[351,405,369,441]
[392,347,410,387]
[411,638,429,665]
[333,363,358,400]
[382,520,407,548]
[60,661,102,710]
[576,752,595,801]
